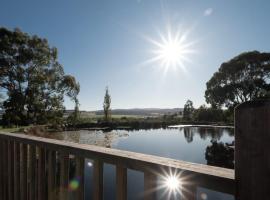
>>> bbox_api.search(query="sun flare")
[143,25,196,74]
[165,175,182,191]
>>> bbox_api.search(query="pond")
[50,126,235,200]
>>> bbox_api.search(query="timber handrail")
[0,132,235,200]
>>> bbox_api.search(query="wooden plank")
[14,142,20,200]
[93,159,103,200]
[75,156,85,200]
[0,132,235,195]
[144,172,157,200]
[7,140,14,200]
[48,150,56,200]
[29,145,36,200]
[37,147,46,200]
[116,165,127,200]
[20,143,27,200]
[59,152,70,200]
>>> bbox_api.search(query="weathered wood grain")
[116,165,127,200]
[93,159,103,200]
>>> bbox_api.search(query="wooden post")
[0,140,2,200]
[14,142,20,200]
[144,172,158,200]
[29,145,36,200]
[48,150,56,200]
[59,152,70,200]
[181,184,197,200]
[7,140,14,200]
[37,147,46,200]
[235,100,270,200]
[3,140,8,200]
[93,159,103,200]
[75,156,85,200]
[20,143,28,200]
[116,165,127,200]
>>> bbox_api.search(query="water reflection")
[181,127,233,144]
[205,140,234,169]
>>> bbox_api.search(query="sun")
[143,25,196,74]
[165,175,182,191]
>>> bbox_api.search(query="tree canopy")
[183,99,194,121]
[0,27,80,126]
[205,51,270,108]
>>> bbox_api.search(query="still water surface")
[52,127,234,200]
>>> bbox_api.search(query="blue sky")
[1,0,270,110]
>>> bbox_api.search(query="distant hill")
[94,108,183,116]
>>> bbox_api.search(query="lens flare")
[142,24,197,75]
[165,175,181,191]
[69,177,80,191]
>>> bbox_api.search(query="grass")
[0,126,31,133]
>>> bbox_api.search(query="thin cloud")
[204,8,213,16]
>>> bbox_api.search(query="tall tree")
[103,86,111,121]
[205,51,270,109]
[183,100,194,121]
[0,27,80,126]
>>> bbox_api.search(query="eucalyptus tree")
[0,27,80,126]
[183,99,194,121]
[205,51,270,109]
[103,86,111,121]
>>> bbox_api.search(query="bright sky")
[1,0,270,110]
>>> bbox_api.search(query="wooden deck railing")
[0,132,235,200]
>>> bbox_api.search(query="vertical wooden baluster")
[29,145,36,200]
[48,150,56,200]
[116,165,127,200]
[2,140,8,200]
[144,172,157,200]
[0,140,2,200]
[0,139,4,200]
[93,159,103,200]
[75,156,85,200]
[20,143,27,200]
[8,140,14,200]
[59,152,69,200]
[182,185,197,200]
[14,142,20,200]
[38,147,46,200]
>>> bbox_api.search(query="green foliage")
[67,97,80,126]
[0,27,80,126]
[183,99,194,121]
[205,51,270,109]
[193,105,225,122]
[103,86,111,121]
